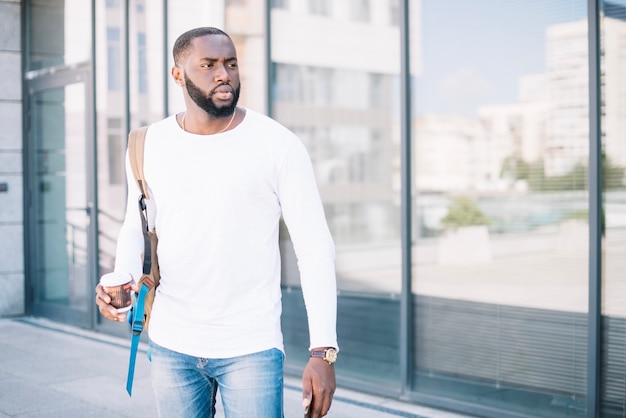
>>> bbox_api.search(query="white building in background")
[414,16,626,193]
[477,74,549,191]
[414,74,549,193]
[479,74,548,164]
[544,19,590,176]
[413,115,488,192]
[545,16,626,175]
[601,17,626,168]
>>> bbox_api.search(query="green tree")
[440,197,490,229]
[500,156,530,181]
[603,154,625,189]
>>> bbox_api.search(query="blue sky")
[414,0,587,115]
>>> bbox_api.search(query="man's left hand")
[301,356,336,417]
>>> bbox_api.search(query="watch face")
[325,348,338,364]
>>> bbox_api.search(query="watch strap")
[310,348,337,364]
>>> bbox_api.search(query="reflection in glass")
[600,3,626,416]
[28,0,91,70]
[96,0,128,276]
[411,2,589,416]
[129,0,164,128]
[271,5,402,387]
[33,84,89,312]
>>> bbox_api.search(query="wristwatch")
[310,347,338,365]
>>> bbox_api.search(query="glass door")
[26,63,95,328]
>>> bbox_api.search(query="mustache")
[209,83,234,96]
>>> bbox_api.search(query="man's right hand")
[95,281,138,322]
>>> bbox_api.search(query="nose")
[214,62,230,84]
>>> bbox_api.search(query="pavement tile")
[0,376,79,416]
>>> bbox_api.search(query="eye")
[200,63,213,68]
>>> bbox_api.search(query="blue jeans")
[149,340,284,418]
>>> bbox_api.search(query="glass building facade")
[0,0,625,417]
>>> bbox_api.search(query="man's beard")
[184,74,240,118]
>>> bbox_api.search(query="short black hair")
[173,27,231,66]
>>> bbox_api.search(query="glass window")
[137,33,148,94]
[389,0,400,27]
[350,0,370,22]
[272,0,289,9]
[272,4,402,388]
[96,0,127,277]
[600,2,626,416]
[129,0,164,127]
[28,0,91,70]
[106,28,121,91]
[410,2,589,417]
[309,0,331,16]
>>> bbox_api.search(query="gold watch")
[310,347,338,365]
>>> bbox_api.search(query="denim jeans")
[149,340,284,418]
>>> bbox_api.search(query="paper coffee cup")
[100,272,133,312]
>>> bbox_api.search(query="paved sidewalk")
[0,318,473,418]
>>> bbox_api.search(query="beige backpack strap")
[127,126,150,199]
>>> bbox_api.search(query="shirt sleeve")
[113,150,154,283]
[277,138,338,351]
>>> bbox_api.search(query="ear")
[171,66,184,86]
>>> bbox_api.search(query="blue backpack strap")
[126,282,151,396]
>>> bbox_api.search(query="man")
[95,27,338,418]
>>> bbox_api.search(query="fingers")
[302,373,313,414]
[302,360,336,417]
[303,391,332,417]
[95,283,110,303]
[94,284,127,322]
[308,383,333,417]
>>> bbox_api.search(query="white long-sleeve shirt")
[114,108,337,358]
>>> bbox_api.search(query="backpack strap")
[127,125,154,277]
[125,125,154,397]
[126,281,150,396]
[128,126,150,199]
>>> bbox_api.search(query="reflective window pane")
[411,2,588,416]
[272,2,402,387]
[96,0,127,277]
[28,0,91,70]
[129,0,164,128]
[32,83,89,313]
[600,2,626,416]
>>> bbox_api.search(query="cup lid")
[100,272,132,287]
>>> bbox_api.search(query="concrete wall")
[0,0,24,316]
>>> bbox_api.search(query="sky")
[414,0,588,115]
